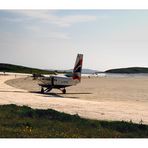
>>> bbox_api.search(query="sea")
[82,73,148,78]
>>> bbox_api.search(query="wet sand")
[1,74,148,124]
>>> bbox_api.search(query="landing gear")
[62,88,66,94]
[41,86,66,94]
[41,86,52,94]
[41,87,44,94]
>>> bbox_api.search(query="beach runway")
[0,74,148,124]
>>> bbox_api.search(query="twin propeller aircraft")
[38,54,83,94]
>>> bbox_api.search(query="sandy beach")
[1,74,148,124]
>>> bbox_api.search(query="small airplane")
[38,54,83,94]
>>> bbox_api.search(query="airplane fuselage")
[39,76,78,89]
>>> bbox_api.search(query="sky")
[1,10,148,71]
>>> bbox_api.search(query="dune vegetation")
[0,104,148,138]
[105,67,148,74]
[0,63,55,74]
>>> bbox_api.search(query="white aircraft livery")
[39,54,83,94]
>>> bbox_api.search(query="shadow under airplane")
[30,91,92,99]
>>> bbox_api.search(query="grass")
[0,104,148,138]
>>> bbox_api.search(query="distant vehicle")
[38,54,83,94]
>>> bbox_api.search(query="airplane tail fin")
[72,54,83,83]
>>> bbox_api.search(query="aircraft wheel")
[62,89,66,94]
[41,87,44,94]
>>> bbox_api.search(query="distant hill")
[66,69,100,74]
[82,69,100,74]
[105,67,148,74]
[0,63,55,74]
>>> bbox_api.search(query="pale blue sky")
[1,10,148,71]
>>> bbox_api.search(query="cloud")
[25,25,70,40]
[1,10,97,39]
[53,14,97,27]
[6,10,97,27]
